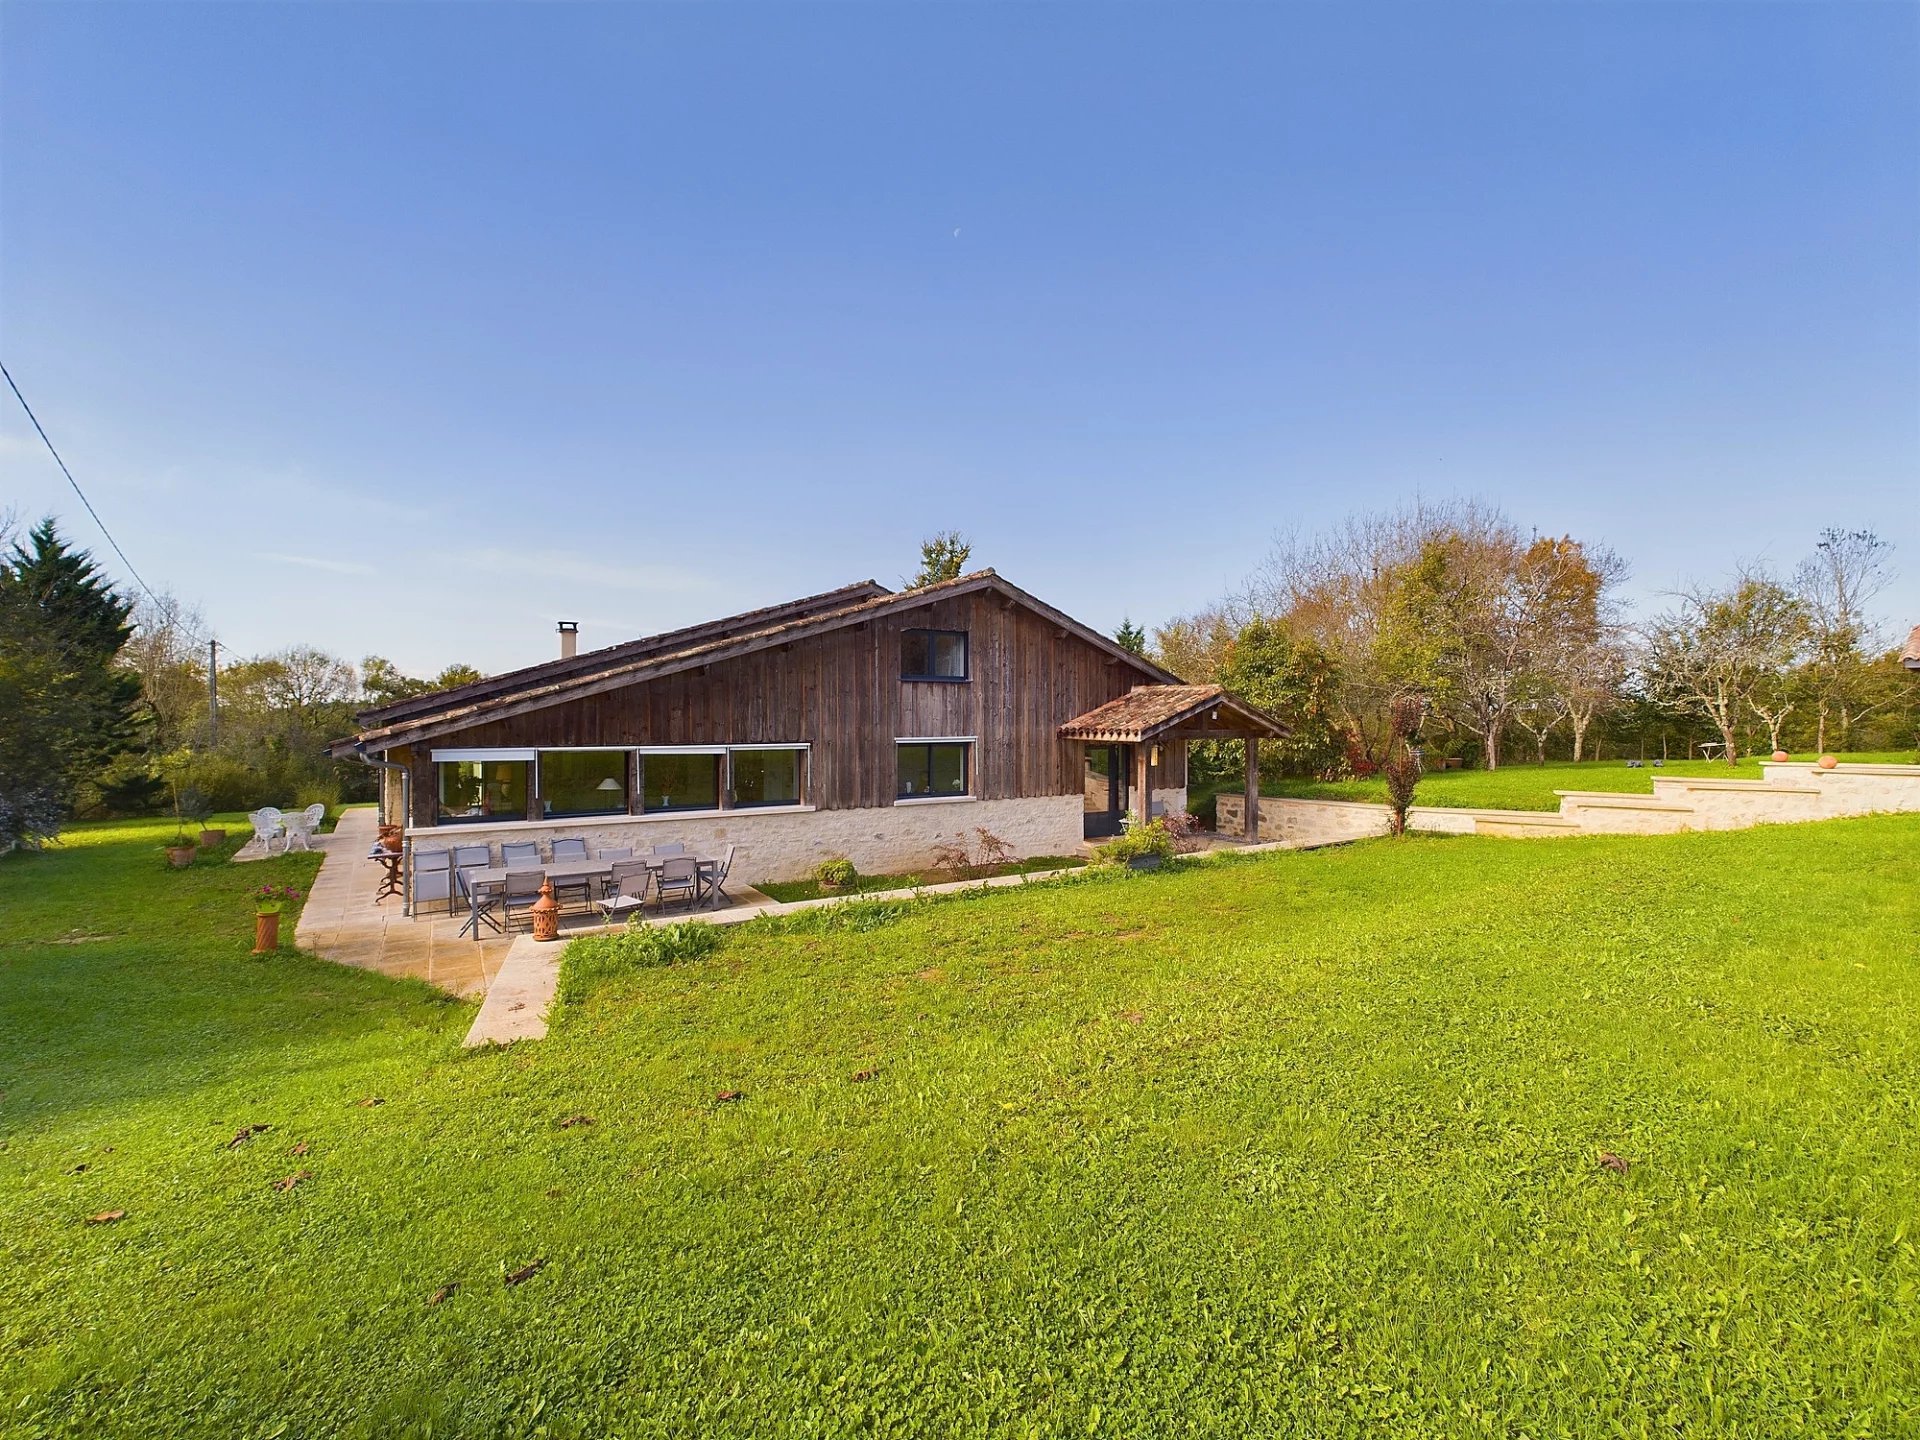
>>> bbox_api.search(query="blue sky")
[3,2,1915,676]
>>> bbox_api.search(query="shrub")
[1093,817,1177,866]
[557,922,721,1006]
[1158,809,1203,853]
[813,856,858,889]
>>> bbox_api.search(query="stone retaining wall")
[1215,761,1920,849]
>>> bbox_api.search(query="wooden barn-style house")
[329,570,1286,896]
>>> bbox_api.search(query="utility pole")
[207,638,220,744]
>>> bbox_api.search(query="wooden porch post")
[1134,744,1152,826]
[1243,736,1260,840]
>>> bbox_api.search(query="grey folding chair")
[500,868,545,932]
[450,844,493,916]
[501,840,541,868]
[656,856,700,912]
[596,846,633,862]
[651,841,686,858]
[548,837,592,909]
[699,844,738,909]
[411,848,451,910]
[597,860,653,924]
[457,866,503,938]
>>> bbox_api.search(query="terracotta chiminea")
[531,877,560,942]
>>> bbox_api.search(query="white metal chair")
[248,808,284,853]
[281,806,322,852]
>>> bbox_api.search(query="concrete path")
[463,935,561,1046]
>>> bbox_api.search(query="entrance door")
[1082,745,1130,839]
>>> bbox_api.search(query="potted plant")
[178,787,222,848]
[159,758,201,867]
[252,883,303,954]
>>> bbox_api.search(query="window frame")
[900,627,970,683]
[728,744,810,810]
[431,753,534,826]
[895,737,974,802]
[638,749,725,815]
[535,748,631,819]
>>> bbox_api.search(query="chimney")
[557,621,579,659]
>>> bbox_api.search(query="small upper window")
[901,628,968,681]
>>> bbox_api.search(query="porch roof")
[1058,685,1289,744]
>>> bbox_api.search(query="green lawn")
[1194,750,1918,815]
[4,812,1919,1437]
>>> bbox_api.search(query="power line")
[2,359,166,609]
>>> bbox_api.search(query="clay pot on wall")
[1771,751,1790,763]
[1818,755,1839,770]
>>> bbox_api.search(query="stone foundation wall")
[403,794,1084,890]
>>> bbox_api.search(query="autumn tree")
[1149,605,1242,684]
[1642,570,1808,764]
[1218,618,1346,775]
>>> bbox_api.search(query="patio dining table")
[457,854,721,939]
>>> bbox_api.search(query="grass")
[1193,750,1917,815]
[4,810,1920,1436]
[754,854,1085,903]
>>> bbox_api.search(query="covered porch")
[1059,684,1290,840]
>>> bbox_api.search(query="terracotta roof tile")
[1059,685,1288,741]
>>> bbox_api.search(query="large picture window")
[642,752,721,813]
[731,747,806,808]
[897,741,970,799]
[901,628,968,681]
[539,750,627,817]
[436,759,530,824]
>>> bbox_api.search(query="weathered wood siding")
[409,593,1158,825]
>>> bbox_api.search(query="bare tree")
[1554,633,1630,762]
[1511,691,1569,764]
[123,593,207,752]
[1642,570,1808,764]
[1795,528,1894,752]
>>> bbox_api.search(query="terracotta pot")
[253,912,281,953]
[199,828,227,848]
[1818,754,1839,770]
[166,845,197,869]
[531,877,560,942]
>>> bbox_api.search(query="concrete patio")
[292,808,517,996]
